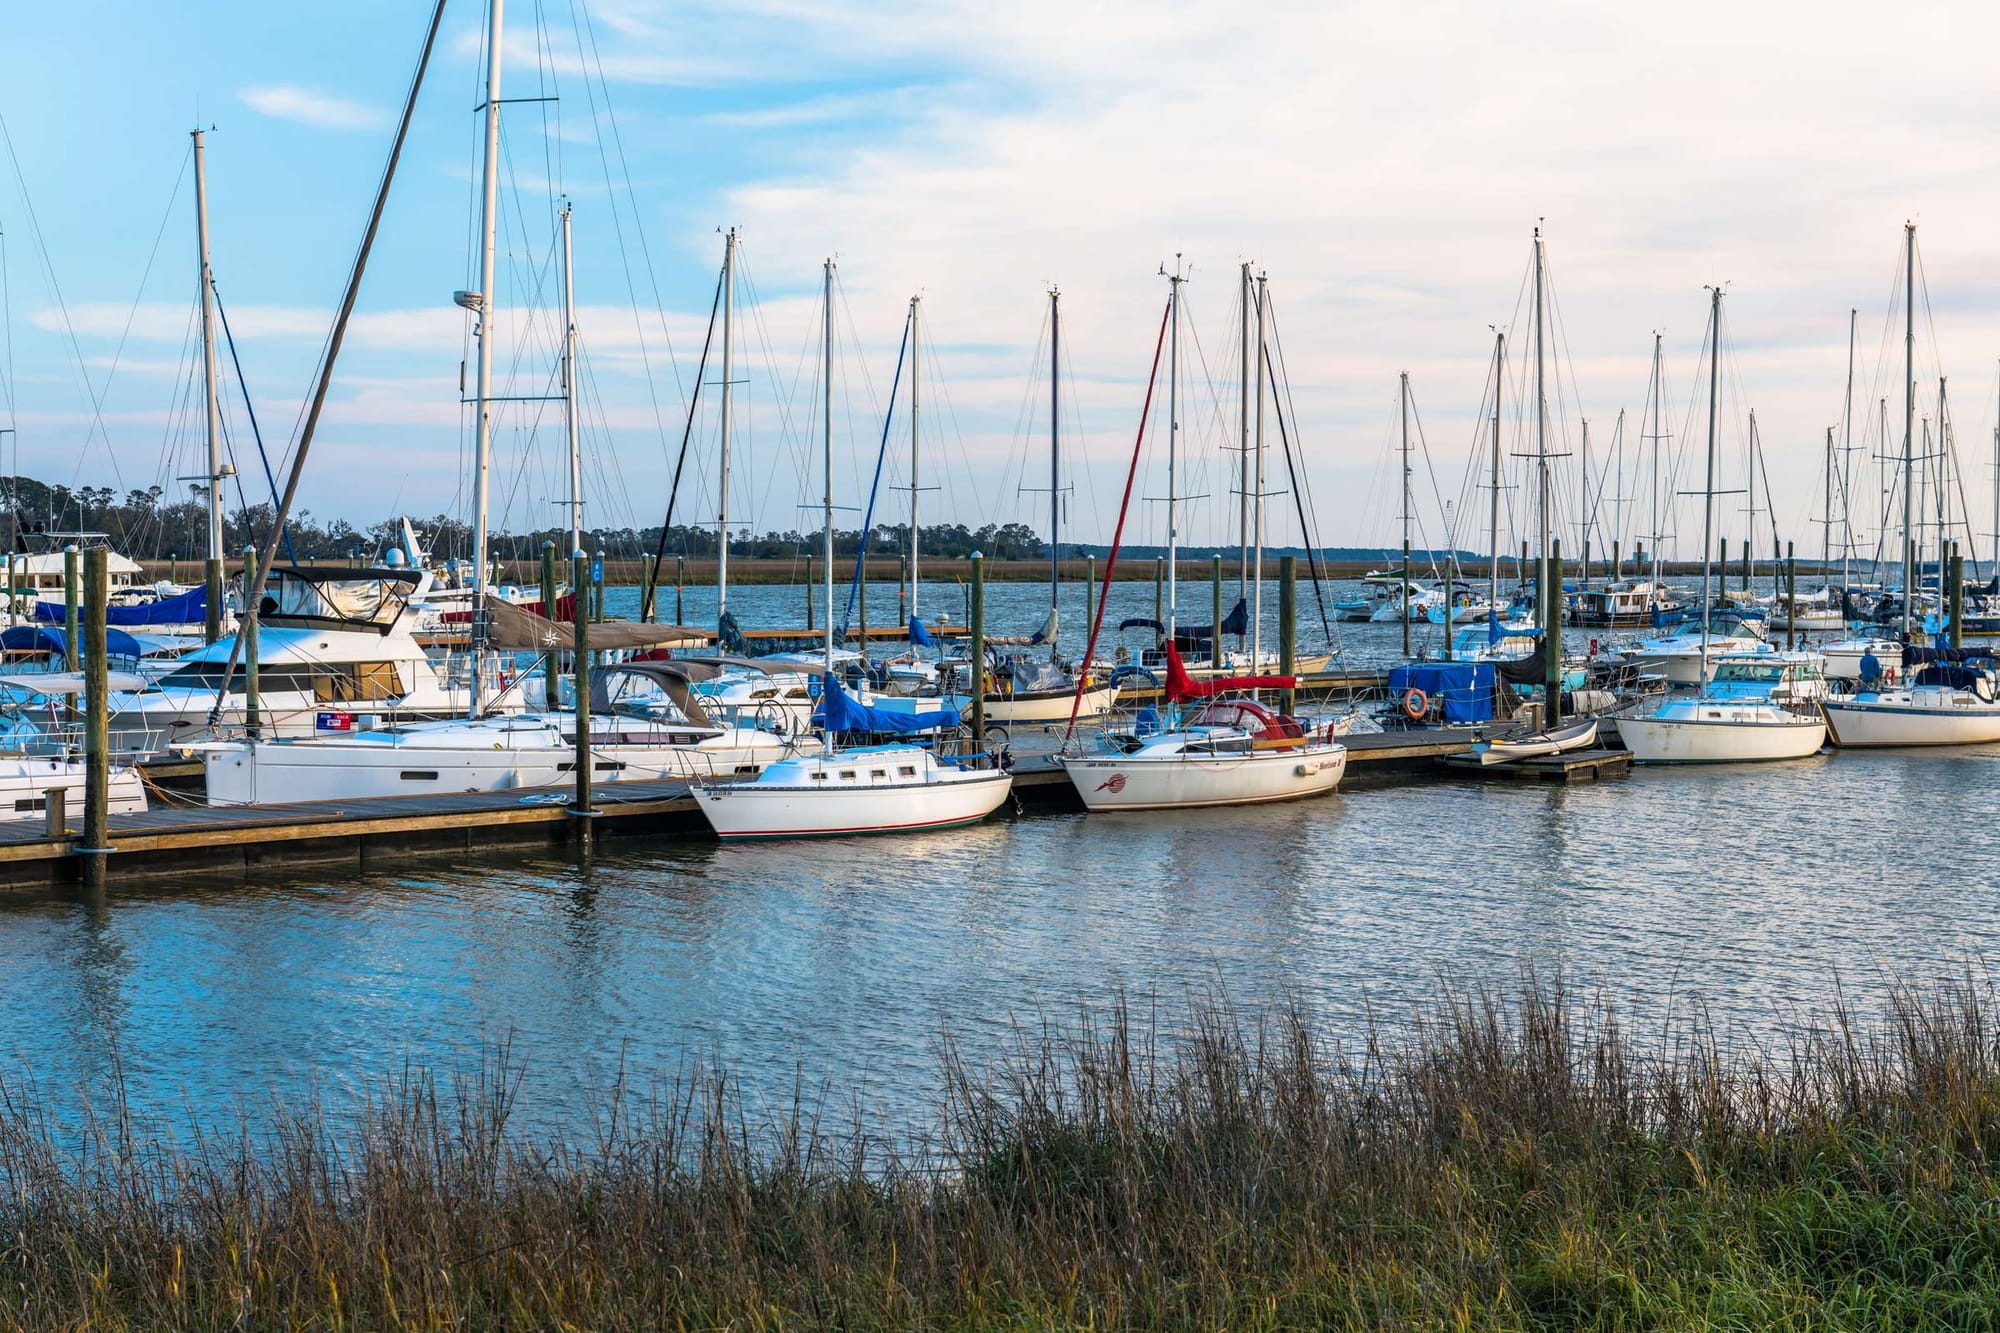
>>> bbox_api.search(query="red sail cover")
[1162,641,1295,700]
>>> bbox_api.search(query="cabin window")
[839,771,856,781]
[899,766,916,777]
[12,797,42,813]
[400,771,439,781]
[811,772,827,781]
[316,662,402,704]
[869,770,886,780]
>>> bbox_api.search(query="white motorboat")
[101,566,500,754]
[1617,651,1828,764]
[1058,695,1348,811]
[1371,584,1441,623]
[1466,717,1600,766]
[1616,615,1766,686]
[1819,636,1906,685]
[199,661,806,805]
[1768,588,1846,632]
[1822,653,2000,747]
[0,755,145,820]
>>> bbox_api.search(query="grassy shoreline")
[3,976,1996,1327]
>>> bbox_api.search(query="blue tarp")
[812,672,959,735]
[35,585,207,626]
[1387,661,1495,724]
[909,616,934,647]
[1,625,143,660]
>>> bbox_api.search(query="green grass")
[3,975,2000,1328]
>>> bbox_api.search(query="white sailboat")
[691,260,1013,840]
[1617,286,1827,765]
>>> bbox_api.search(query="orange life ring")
[1401,687,1429,720]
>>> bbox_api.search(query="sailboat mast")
[1699,287,1722,665]
[1238,261,1251,603]
[1166,262,1182,641]
[1747,409,1759,591]
[1399,369,1411,659]
[191,129,224,609]
[1992,361,1998,582]
[1253,270,1268,666]
[1489,332,1502,614]
[468,0,505,715]
[1580,418,1592,587]
[560,202,581,558]
[1937,377,1950,587]
[823,259,835,671]
[1648,333,1663,595]
[1822,425,1834,586]
[909,293,920,625]
[717,228,735,624]
[1841,308,1856,592]
[1533,229,1552,687]
[1903,221,1915,635]
[1048,286,1061,637]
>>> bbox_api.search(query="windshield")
[1712,662,1784,685]
[260,571,412,628]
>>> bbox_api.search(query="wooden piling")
[63,546,78,672]
[204,555,223,644]
[1785,541,1797,650]
[1950,542,1965,649]
[1210,554,1223,670]
[675,555,685,625]
[970,551,986,741]
[1279,555,1297,715]
[1084,555,1096,640]
[541,542,559,711]
[573,549,595,848]
[1401,537,1412,658]
[80,548,109,889]
[1545,538,1562,726]
[1153,556,1164,623]
[243,546,261,737]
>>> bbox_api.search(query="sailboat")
[1821,223,2000,748]
[691,261,1013,839]
[1618,286,1827,763]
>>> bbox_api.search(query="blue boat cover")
[812,672,959,735]
[1387,661,1494,723]
[909,616,934,647]
[2,625,143,660]
[36,585,208,627]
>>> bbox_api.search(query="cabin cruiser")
[200,660,803,805]
[1617,650,1828,763]
[1768,587,1846,632]
[1575,579,1674,629]
[1614,613,1767,686]
[101,566,505,756]
[1822,647,2000,747]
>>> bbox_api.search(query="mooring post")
[1279,555,1297,715]
[969,551,986,743]
[63,545,79,672]
[1785,541,1798,650]
[1153,556,1164,623]
[81,547,109,889]
[1084,555,1096,641]
[1740,540,1750,593]
[1950,542,1965,650]
[592,549,606,624]
[638,554,654,625]
[1612,538,1622,582]
[1545,538,1563,727]
[204,552,222,644]
[541,542,559,711]
[1210,554,1224,670]
[675,555,685,625]
[165,552,177,589]
[1401,537,1412,658]
[242,546,261,738]
[572,548,595,848]
[898,555,908,624]
[805,554,815,632]
[1519,540,1529,590]
[857,548,869,652]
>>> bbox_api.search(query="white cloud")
[238,84,386,132]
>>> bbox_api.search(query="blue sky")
[5,1,2000,565]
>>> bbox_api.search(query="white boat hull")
[0,758,146,819]
[1058,744,1347,811]
[693,767,1013,839]
[1618,712,1826,763]
[1469,718,1599,766]
[1822,696,2000,747]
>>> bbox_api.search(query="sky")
[3,0,1999,566]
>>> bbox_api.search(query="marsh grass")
[3,974,2000,1328]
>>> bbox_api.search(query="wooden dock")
[1440,747,1631,783]
[4,723,1483,889]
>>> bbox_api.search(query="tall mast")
[1841,308,1856,592]
[1903,221,1915,634]
[1166,260,1183,640]
[1237,261,1251,602]
[1399,368,1411,659]
[191,129,224,601]
[1647,332,1664,595]
[1699,287,1722,665]
[1579,417,1591,588]
[822,259,835,671]
[190,128,226,645]
[467,0,505,714]
[1489,331,1503,613]
[1821,425,1834,587]
[908,293,920,624]
[560,202,581,558]
[717,228,736,624]
[1048,286,1061,636]
[1936,377,1950,585]
[1992,360,1999,582]
[1747,409,1758,591]
[1252,270,1268,666]
[1533,230,1549,594]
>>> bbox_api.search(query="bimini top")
[256,566,423,634]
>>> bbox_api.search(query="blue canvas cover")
[2,625,143,660]
[36,584,208,627]
[812,672,959,735]
[1387,661,1494,723]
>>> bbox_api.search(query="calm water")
[0,742,1993,1138]
[0,572,1971,1138]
